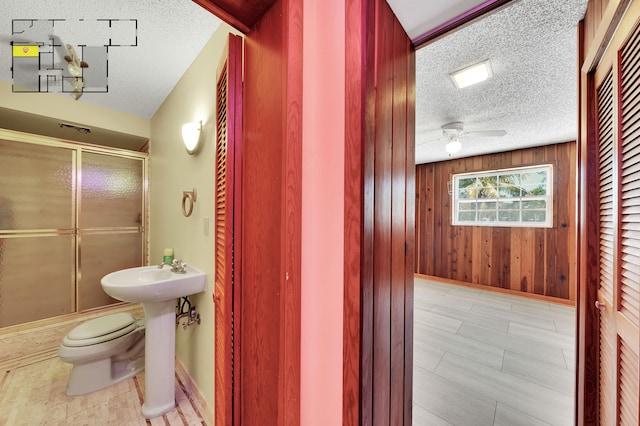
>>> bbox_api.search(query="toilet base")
[66,356,145,396]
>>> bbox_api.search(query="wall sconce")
[182,121,202,155]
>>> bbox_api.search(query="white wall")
[149,22,238,410]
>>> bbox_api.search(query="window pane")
[499,211,520,222]
[478,187,497,198]
[498,200,520,210]
[458,188,476,199]
[522,210,546,222]
[458,177,476,188]
[459,201,476,211]
[479,211,497,222]
[521,171,547,195]
[499,174,520,185]
[458,211,476,222]
[522,200,546,209]
[478,201,496,210]
[498,185,521,197]
[452,165,552,228]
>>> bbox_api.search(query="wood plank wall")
[583,0,612,56]
[240,0,302,424]
[343,0,415,423]
[415,142,577,302]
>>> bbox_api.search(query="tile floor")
[0,279,575,426]
[413,277,576,426]
[0,308,209,426]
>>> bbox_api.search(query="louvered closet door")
[594,9,640,425]
[596,67,617,425]
[214,33,243,426]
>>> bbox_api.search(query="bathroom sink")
[101,264,206,303]
[100,263,207,418]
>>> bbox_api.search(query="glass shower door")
[79,151,145,310]
[0,139,76,327]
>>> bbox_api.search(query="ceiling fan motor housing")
[442,121,464,138]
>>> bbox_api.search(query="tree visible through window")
[452,165,553,227]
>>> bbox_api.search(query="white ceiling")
[1,0,588,164]
[389,0,589,163]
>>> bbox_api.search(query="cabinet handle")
[595,300,606,310]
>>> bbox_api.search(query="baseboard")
[175,357,213,425]
[414,273,576,306]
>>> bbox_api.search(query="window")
[452,165,553,228]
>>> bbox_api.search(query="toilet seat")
[63,312,138,347]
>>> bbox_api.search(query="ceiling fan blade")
[416,136,445,146]
[464,130,506,138]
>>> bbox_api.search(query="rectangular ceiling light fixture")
[450,59,493,89]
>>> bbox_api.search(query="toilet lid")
[64,312,138,347]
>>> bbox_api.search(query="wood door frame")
[213,33,243,426]
[577,1,633,423]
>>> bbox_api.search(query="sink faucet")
[158,259,187,274]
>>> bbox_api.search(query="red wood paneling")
[343,0,374,423]
[240,0,301,423]
[415,142,577,302]
[343,0,414,424]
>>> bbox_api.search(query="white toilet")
[58,312,146,396]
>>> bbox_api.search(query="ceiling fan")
[63,43,89,100]
[420,121,506,154]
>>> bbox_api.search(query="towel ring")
[182,189,197,217]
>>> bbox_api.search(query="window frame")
[451,164,554,228]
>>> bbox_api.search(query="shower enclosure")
[0,129,147,328]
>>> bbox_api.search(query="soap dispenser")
[163,248,174,264]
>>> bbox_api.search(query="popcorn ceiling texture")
[1,0,221,119]
[415,0,589,164]
[1,0,588,162]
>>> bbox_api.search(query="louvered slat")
[600,315,615,424]
[598,71,616,419]
[620,25,640,331]
[618,340,639,425]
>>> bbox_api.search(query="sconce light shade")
[182,121,202,154]
[445,139,462,154]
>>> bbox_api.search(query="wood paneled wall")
[415,142,577,302]
[240,0,302,423]
[583,0,612,55]
[343,0,415,423]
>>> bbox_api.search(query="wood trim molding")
[412,0,514,48]
[176,357,213,425]
[582,0,632,73]
[281,0,303,423]
[415,274,576,306]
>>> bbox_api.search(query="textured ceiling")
[1,0,221,119]
[414,0,589,163]
[387,0,490,41]
[1,0,588,164]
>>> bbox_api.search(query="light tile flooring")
[413,277,576,426]
[0,311,208,425]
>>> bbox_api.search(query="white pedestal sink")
[101,264,206,418]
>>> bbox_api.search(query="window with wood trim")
[451,165,553,227]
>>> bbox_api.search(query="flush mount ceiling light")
[182,121,202,155]
[450,59,493,89]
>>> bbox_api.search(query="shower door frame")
[0,128,148,328]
